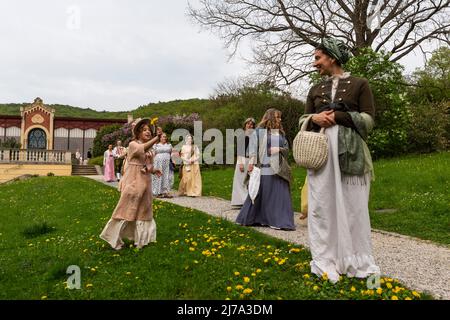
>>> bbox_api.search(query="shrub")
[345,48,410,158]
[407,101,449,153]
[92,124,122,157]
[46,172,55,176]
[89,156,104,166]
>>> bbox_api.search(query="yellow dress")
[178,145,202,197]
[100,141,156,249]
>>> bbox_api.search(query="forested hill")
[0,98,210,119]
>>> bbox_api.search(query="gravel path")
[160,196,450,300]
[87,175,450,300]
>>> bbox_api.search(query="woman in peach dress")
[100,118,162,250]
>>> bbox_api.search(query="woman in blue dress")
[236,108,295,230]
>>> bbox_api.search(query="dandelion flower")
[243,288,253,294]
[391,296,398,300]
[41,296,47,300]
[256,269,262,273]
[234,272,240,276]
[235,285,244,291]
[313,286,319,291]
[376,288,383,295]
[86,283,93,288]
[351,286,356,292]
[243,277,250,283]
[226,287,232,292]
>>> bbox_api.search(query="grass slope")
[0,177,428,300]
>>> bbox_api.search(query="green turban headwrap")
[320,38,352,65]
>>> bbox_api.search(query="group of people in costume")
[100,37,380,283]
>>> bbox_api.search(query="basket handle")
[300,115,326,134]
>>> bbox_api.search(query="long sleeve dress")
[151,143,173,196]
[305,72,380,283]
[100,140,156,250]
[178,144,202,197]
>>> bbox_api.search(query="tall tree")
[188,0,450,84]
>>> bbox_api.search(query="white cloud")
[0,0,249,111]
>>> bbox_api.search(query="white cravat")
[327,72,351,101]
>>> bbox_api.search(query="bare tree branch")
[188,0,450,85]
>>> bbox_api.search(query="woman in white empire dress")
[231,118,255,207]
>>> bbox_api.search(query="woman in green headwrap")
[302,37,380,283]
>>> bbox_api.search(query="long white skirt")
[100,219,156,250]
[308,125,380,283]
[231,157,250,206]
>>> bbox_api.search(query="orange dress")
[100,141,156,249]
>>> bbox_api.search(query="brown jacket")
[305,76,375,128]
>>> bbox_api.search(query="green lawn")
[0,177,428,300]
[196,152,450,246]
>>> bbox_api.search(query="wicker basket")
[293,116,329,170]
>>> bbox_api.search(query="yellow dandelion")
[235,285,244,291]
[234,271,240,276]
[226,287,232,292]
[243,288,253,294]
[86,283,93,288]
[391,296,399,300]
[251,273,256,277]
[256,269,262,273]
[189,247,195,251]
[41,296,48,300]
[243,277,250,283]
[412,291,421,298]
[313,286,319,291]
[376,288,383,295]
[303,274,310,279]
[405,297,412,300]
[351,286,356,292]
[386,283,393,289]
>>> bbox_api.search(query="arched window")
[28,128,47,149]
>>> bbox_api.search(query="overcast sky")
[0,0,431,112]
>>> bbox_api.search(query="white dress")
[151,143,173,195]
[231,156,251,206]
[307,73,380,283]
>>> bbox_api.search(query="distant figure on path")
[231,117,256,207]
[103,144,116,182]
[178,134,202,197]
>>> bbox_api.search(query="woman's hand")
[239,164,245,172]
[312,110,336,128]
[152,169,162,177]
[269,147,280,155]
[248,164,254,173]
